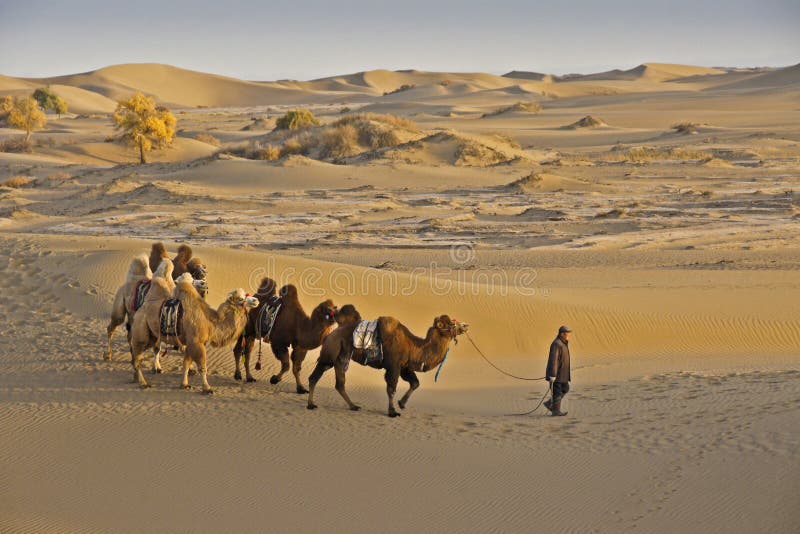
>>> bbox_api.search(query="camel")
[233,277,338,393]
[129,274,255,392]
[104,255,173,360]
[307,313,468,417]
[104,254,151,361]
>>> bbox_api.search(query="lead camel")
[307,312,468,417]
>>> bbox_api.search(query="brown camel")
[307,314,468,417]
[104,254,151,361]
[233,277,337,393]
[148,242,169,273]
[129,274,256,392]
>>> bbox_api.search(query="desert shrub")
[439,79,453,86]
[1,175,35,188]
[332,113,417,149]
[318,124,359,159]
[194,133,221,146]
[672,122,700,134]
[0,95,13,125]
[483,101,542,118]
[618,146,709,162]
[275,109,320,130]
[33,87,68,116]
[383,84,415,96]
[455,140,508,166]
[0,137,32,153]
[254,144,281,161]
[339,106,351,114]
[488,131,521,149]
[279,138,305,157]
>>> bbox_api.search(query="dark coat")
[546,336,571,383]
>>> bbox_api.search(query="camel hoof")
[398,401,406,410]
[139,383,151,389]
[152,368,162,374]
[181,384,192,390]
[296,385,309,394]
[307,404,318,410]
[246,376,257,383]
[202,389,214,396]
[234,371,242,381]
[188,369,197,376]
[388,412,401,418]
[103,354,112,361]
[269,375,281,385]
[350,405,361,411]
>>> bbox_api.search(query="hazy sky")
[1,0,798,80]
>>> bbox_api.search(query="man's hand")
[546,376,553,384]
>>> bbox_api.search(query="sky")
[1,0,798,80]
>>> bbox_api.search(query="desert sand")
[1,62,799,533]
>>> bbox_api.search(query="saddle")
[256,295,283,342]
[130,279,152,313]
[349,319,383,369]
[159,298,183,338]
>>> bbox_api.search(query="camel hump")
[174,275,200,301]
[174,244,193,263]
[279,284,299,302]
[257,277,278,296]
[153,258,174,280]
[128,254,151,279]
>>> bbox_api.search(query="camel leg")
[130,340,151,389]
[385,366,401,417]
[334,361,360,411]
[233,334,245,381]
[291,348,309,394]
[105,315,124,361]
[307,360,331,410]
[152,341,166,374]
[269,345,290,385]
[398,367,420,410]
[243,336,257,382]
[180,352,193,390]
[192,344,213,395]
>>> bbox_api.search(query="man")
[544,325,572,416]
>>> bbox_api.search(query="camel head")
[192,278,209,293]
[187,257,207,280]
[226,288,259,310]
[434,315,469,340]
[312,299,338,326]
[334,304,361,326]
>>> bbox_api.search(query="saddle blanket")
[160,298,183,338]
[257,295,283,341]
[130,279,152,313]
[349,319,383,369]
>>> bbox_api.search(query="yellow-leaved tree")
[8,96,47,142]
[112,93,176,164]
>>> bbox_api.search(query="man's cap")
[558,325,572,333]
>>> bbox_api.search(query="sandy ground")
[1,63,799,533]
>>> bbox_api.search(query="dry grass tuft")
[483,101,542,118]
[0,137,32,153]
[194,133,221,146]
[1,175,35,188]
[672,122,701,135]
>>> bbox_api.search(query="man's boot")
[551,399,567,417]
[544,398,553,413]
